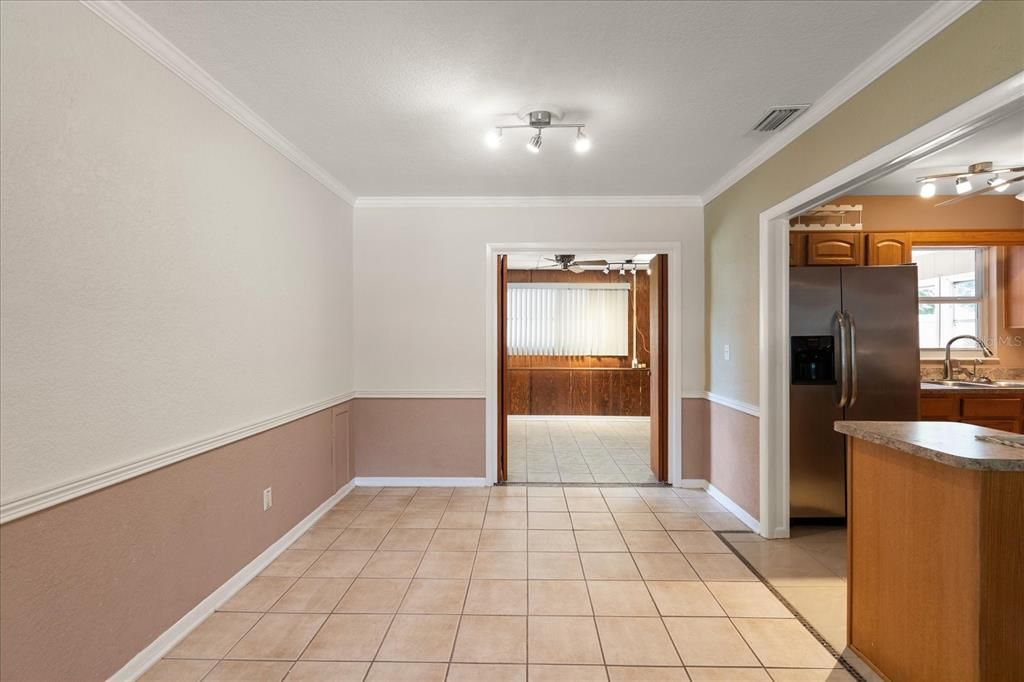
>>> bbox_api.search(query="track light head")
[574,128,591,153]
[989,177,1009,192]
[602,266,610,274]
[485,129,502,149]
[955,176,972,194]
[619,265,626,276]
[526,131,542,153]
[919,181,936,198]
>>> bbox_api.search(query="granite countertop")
[835,421,1024,471]
[920,382,1024,397]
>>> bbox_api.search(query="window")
[913,247,988,350]
[507,283,629,356]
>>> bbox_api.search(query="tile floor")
[507,418,657,484]
[142,486,858,682]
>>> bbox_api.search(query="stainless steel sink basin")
[924,380,998,388]
[990,381,1024,388]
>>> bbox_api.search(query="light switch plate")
[263,487,272,511]
[723,344,731,361]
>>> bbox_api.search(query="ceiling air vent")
[751,105,810,133]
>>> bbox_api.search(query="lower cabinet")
[920,394,1024,433]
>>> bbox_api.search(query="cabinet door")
[789,232,806,267]
[806,232,864,266]
[867,232,912,265]
[962,418,1021,433]
[1007,245,1024,329]
[920,396,958,420]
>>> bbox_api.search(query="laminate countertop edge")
[835,421,1024,471]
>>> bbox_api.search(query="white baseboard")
[706,483,761,534]
[507,415,650,423]
[110,481,356,682]
[677,479,708,489]
[353,477,489,488]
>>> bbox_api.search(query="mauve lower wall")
[682,398,710,481]
[0,405,345,682]
[352,399,486,478]
[708,401,760,519]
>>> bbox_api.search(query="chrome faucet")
[943,335,994,381]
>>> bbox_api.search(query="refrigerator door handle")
[847,312,859,407]
[833,310,849,408]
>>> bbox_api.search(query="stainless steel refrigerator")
[790,265,920,520]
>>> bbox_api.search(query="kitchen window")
[507,283,629,356]
[913,246,992,354]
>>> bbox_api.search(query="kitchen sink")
[990,381,1024,388]
[923,380,1024,389]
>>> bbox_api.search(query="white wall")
[352,206,704,394]
[0,2,354,504]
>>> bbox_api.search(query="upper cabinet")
[866,232,912,265]
[1007,245,1024,329]
[805,232,864,266]
[789,232,806,267]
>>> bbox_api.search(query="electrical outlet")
[723,344,731,361]
[263,487,273,511]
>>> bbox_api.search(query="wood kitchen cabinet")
[866,232,912,265]
[920,393,1024,433]
[1007,245,1024,329]
[805,232,864,266]
[789,232,806,267]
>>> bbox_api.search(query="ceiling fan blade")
[934,174,1024,207]
[572,260,608,266]
[568,265,585,274]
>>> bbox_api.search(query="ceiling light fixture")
[602,265,610,274]
[619,265,626,276]
[955,176,972,194]
[487,109,590,154]
[989,177,1009,192]
[919,181,936,198]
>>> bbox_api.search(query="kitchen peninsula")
[835,421,1024,682]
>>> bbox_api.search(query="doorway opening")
[496,252,669,484]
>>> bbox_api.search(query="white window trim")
[918,246,999,361]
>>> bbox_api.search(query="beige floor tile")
[647,581,725,617]
[706,582,791,618]
[367,497,412,512]
[226,613,325,660]
[317,510,359,528]
[393,511,442,529]
[428,529,480,551]
[529,497,569,512]
[527,616,604,664]
[527,487,566,497]
[732,618,835,668]
[529,512,573,529]
[775,586,847,651]
[220,576,295,612]
[480,529,528,551]
[663,617,759,667]
[587,581,659,616]
[446,497,488,512]
[350,511,401,528]
[452,486,492,496]
[399,578,467,614]
[272,578,352,613]
[377,614,459,662]
[364,662,448,681]
[305,550,373,578]
[528,552,584,579]
[466,549,524,577]
[489,497,529,511]
[613,513,662,530]
[301,613,392,661]
[415,487,455,497]
[574,530,628,552]
[528,664,609,681]
[415,551,476,579]
[166,612,261,659]
[465,579,528,615]
[334,578,409,613]
[567,497,609,512]
[622,530,678,553]
[605,498,650,512]
[699,512,751,531]
[571,512,618,530]
[687,668,770,681]
[329,527,390,551]
[600,487,641,498]
[564,487,603,497]
[291,527,345,551]
[669,531,730,553]
[492,486,528,497]
[632,553,698,581]
[447,663,526,682]
[685,553,757,582]
[359,551,422,578]
[284,661,370,681]
[607,666,688,681]
[528,580,593,615]
[379,528,435,552]
[440,511,485,529]
[528,529,578,552]
[730,544,841,587]
[262,550,323,577]
[596,617,681,666]
[485,511,529,529]
[766,669,855,681]
[138,659,215,682]
[453,615,528,663]
[204,661,291,681]
[579,553,641,580]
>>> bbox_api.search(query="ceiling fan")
[539,254,609,273]
[915,161,1024,206]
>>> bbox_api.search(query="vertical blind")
[507,283,629,356]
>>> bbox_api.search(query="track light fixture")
[919,181,936,198]
[989,177,1009,192]
[954,176,972,194]
[486,109,590,154]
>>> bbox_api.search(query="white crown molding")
[110,481,356,681]
[354,196,703,209]
[353,477,489,487]
[0,391,356,524]
[704,391,760,418]
[706,483,761,534]
[80,0,357,205]
[354,389,486,399]
[699,0,979,204]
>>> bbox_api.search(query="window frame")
[913,245,997,360]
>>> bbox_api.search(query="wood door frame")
[757,75,1023,539]
[486,242,683,486]
[496,255,509,481]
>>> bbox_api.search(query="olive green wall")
[705,1,1024,406]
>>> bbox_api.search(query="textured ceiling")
[126,0,937,197]
[855,109,1024,195]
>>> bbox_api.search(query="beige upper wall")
[705,1,1024,405]
[0,2,354,503]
